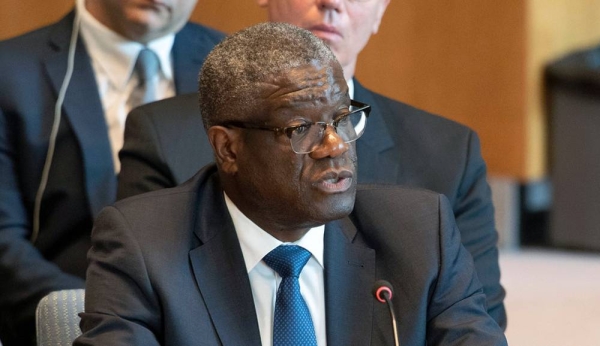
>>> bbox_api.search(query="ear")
[255,0,269,8]
[372,0,390,34]
[207,126,242,175]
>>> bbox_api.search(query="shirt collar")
[347,78,355,99]
[224,193,325,274]
[76,0,175,91]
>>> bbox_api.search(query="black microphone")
[372,280,400,346]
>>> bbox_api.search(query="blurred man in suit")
[118,0,506,329]
[0,0,224,344]
[77,23,506,345]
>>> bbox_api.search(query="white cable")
[31,12,81,243]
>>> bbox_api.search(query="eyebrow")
[271,105,351,127]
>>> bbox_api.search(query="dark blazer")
[0,11,224,344]
[117,80,506,328]
[77,165,506,345]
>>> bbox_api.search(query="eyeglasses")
[219,99,371,154]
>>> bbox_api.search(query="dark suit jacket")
[77,164,506,345]
[117,80,506,328]
[0,10,224,344]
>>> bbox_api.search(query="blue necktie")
[263,245,318,346]
[130,48,159,108]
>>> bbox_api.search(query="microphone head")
[372,280,394,303]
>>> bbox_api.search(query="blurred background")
[2,1,600,344]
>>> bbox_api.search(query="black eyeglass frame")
[217,99,371,153]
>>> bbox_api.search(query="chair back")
[36,289,85,346]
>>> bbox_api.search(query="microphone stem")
[384,296,400,346]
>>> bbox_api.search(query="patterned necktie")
[129,48,159,108]
[263,245,318,346]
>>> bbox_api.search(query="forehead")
[257,60,348,116]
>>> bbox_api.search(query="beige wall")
[2,0,600,180]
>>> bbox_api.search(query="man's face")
[257,0,390,78]
[86,0,197,42]
[231,60,357,233]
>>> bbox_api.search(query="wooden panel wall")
[0,0,73,40]
[2,0,599,179]
[354,0,526,178]
[196,1,527,179]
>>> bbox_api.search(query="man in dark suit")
[77,22,506,345]
[0,0,224,344]
[118,0,506,329]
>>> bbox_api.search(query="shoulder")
[104,169,202,243]
[0,13,73,90]
[125,93,202,136]
[0,17,73,112]
[351,185,454,258]
[102,165,218,250]
[357,83,482,170]
[354,80,476,146]
[114,172,198,213]
[367,87,474,138]
[353,184,450,232]
[177,21,226,45]
[113,164,216,213]
[0,23,55,51]
[356,183,440,201]
[0,25,55,69]
[354,184,447,216]
[129,93,199,121]
[0,12,72,58]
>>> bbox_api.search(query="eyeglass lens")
[290,109,368,154]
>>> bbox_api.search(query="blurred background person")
[0,0,223,344]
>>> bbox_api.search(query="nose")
[317,0,343,11]
[309,126,349,159]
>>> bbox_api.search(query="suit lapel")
[186,168,378,345]
[172,24,213,94]
[324,217,376,346]
[354,79,400,184]
[188,171,262,346]
[43,12,116,217]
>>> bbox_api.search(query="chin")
[333,199,356,218]
[319,192,356,222]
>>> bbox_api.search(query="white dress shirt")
[76,0,176,172]
[224,193,327,346]
[347,78,355,99]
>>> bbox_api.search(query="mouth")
[138,0,168,11]
[308,24,343,43]
[313,169,354,193]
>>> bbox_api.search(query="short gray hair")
[199,22,339,129]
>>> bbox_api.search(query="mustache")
[312,153,357,171]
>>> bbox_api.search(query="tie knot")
[134,48,159,85]
[263,245,312,278]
